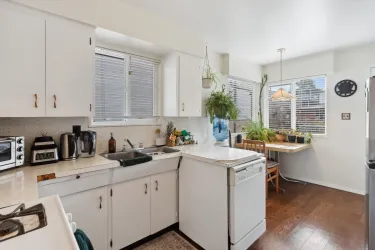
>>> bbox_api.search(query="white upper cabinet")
[0,2,95,118]
[163,52,202,117]
[0,3,46,117]
[46,17,94,117]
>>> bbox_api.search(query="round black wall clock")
[335,79,357,97]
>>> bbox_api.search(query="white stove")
[0,195,78,250]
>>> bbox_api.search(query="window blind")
[128,56,158,117]
[295,76,326,134]
[95,50,126,121]
[94,48,159,122]
[227,77,254,132]
[268,84,292,130]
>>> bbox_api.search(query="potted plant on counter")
[243,121,276,142]
[274,130,287,142]
[287,129,297,143]
[205,85,239,144]
[304,132,313,144]
[296,131,305,144]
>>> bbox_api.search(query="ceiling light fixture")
[270,48,294,101]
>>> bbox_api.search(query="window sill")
[89,118,161,127]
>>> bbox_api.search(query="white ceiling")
[123,0,375,64]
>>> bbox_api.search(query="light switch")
[342,113,351,120]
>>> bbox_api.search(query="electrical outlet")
[342,113,351,120]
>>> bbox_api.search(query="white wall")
[223,54,262,82]
[262,43,375,194]
[9,0,205,57]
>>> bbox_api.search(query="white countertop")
[179,144,262,167]
[0,144,255,208]
[0,155,120,208]
[0,195,79,250]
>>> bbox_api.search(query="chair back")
[242,139,266,156]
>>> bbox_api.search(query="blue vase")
[213,117,229,142]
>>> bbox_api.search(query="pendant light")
[270,48,294,101]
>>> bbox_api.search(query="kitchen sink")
[103,151,152,167]
[103,151,148,161]
[138,146,180,156]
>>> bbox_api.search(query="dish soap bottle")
[108,133,116,153]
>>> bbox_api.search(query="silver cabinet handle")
[99,196,102,209]
[53,95,57,108]
[155,180,158,191]
[182,103,185,111]
[145,183,148,194]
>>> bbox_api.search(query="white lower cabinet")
[111,170,178,249]
[111,176,151,250]
[151,171,178,234]
[61,186,108,250]
[38,167,178,250]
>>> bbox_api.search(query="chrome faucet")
[126,139,134,148]
[122,139,144,151]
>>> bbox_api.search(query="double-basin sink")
[103,146,180,166]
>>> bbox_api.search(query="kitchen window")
[93,47,160,126]
[266,75,326,135]
[227,76,255,132]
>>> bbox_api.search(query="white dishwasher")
[228,157,266,250]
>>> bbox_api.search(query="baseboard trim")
[282,174,365,195]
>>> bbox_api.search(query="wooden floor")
[249,180,365,250]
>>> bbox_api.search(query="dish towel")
[74,229,94,250]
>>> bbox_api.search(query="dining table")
[235,141,311,185]
[235,141,311,154]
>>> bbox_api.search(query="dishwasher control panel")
[228,158,266,185]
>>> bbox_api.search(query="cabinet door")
[61,187,108,250]
[112,177,151,249]
[179,54,202,117]
[0,4,45,117]
[151,170,178,234]
[46,17,94,117]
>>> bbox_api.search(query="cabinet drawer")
[38,169,111,198]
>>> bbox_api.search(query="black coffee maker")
[72,126,97,158]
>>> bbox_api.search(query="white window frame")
[90,47,161,127]
[264,75,327,136]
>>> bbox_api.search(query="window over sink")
[92,47,160,126]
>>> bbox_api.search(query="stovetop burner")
[0,203,48,242]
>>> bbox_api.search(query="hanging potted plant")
[205,85,239,143]
[202,46,220,89]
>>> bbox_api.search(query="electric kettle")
[60,133,78,160]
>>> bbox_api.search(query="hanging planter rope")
[202,45,219,89]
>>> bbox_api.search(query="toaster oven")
[0,136,24,171]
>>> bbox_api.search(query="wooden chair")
[243,139,279,198]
